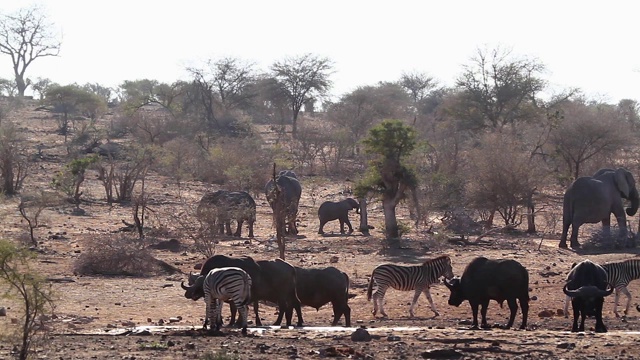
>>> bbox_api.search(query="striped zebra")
[194,267,252,334]
[366,255,454,318]
[564,259,640,318]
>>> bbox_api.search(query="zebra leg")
[422,287,439,317]
[613,288,621,317]
[374,288,388,318]
[213,299,223,333]
[204,292,212,331]
[620,287,632,318]
[239,303,248,335]
[563,295,570,318]
[409,288,422,318]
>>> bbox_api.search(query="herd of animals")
[178,167,640,335]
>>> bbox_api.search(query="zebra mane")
[422,255,450,266]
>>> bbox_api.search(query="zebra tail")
[366,275,374,301]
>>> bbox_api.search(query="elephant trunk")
[626,187,639,216]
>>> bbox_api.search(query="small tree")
[0,6,61,97]
[356,120,418,239]
[271,54,333,137]
[0,122,29,195]
[46,85,106,142]
[51,155,99,206]
[0,240,56,360]
[18,191,61,245]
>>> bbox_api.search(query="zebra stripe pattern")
[603,260,640,317]
[203,267,252,334]
[367,255,454,318]
[563,259,640,318]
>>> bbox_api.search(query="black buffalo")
[445,256,529,330]
[181,255,302,328]
[294,266,353,326]
[563,259,614,332]
[265,170,302,235]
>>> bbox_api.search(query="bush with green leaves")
[0,240,56,360]
[51,155,99,204]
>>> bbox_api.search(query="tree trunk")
[382,197,399,239]
[526,194,536,233]
[16,75,27,97]
[358,198,370,235]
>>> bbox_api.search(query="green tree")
[271,53,333,137]
[45,85,106,141]
[0,240,55,360]
[356,120,417,239]
[0,6,61,97]
[52,155,100,206]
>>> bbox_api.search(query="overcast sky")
[2,0,639,103]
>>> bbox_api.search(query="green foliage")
[0,239,56,360]
[51,155,99,199]
[362,119,417,160]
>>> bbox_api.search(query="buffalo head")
[181,272,205,301]
[444,277,464,306]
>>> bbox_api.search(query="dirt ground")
[2,101,640,359]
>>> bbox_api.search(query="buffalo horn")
[181,281,189,290]
[563,284,612,298]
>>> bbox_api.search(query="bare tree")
[455,47,546,131]
[0,6,61,97]
[399,71,437,124]
[551,100,631,180]
[271,53,333,137]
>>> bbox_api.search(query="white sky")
[1,0,639,103]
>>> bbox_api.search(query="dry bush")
[74,234,168,276]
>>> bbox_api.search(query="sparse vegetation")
[0,239,56,360]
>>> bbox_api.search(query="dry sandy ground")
[1,101,640,359]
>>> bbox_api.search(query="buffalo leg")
[253,301,262,326]
[339,218,346,234]
[594,298,607,333]
[318,220,327,234]
[519,296,529,329]
[470,301,480,329]
[505,298,517,328]
[480,300,490,328]
[294,301,304,327]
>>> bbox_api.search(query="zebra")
[366,255,454,318]
[193,266,252,335]
[563,259,640,319]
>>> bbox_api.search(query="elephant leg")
[559,222,570,248]
[318,219,327,234]
[248,220,254,238]
[570,222,581,248]
[344,217,354,233]
[234,219,243,237]
[601,218,611,237]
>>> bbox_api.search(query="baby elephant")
[318,198,359,234]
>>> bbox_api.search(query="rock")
[557,342,575,349]
[350,327,371,342]
[168,317,180,323]
[421,349,463,359]
[556,309,565,316]
[329,256,339,263]
[538,309,554,318]
[0,307,6,316]
[387,335,401,341]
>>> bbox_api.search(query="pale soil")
[1,101,640,359]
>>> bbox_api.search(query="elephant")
[317,198,360,234]
[265,170,302,235]
[560,168,639,249]
[196,190,256,238]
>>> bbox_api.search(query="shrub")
[74,234,168,276]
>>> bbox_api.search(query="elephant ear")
[614,168,631,198]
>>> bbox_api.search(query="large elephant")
[196,190,256,238]
[560,168,639,249]
[265,170,302,235]
[317,198,359,234]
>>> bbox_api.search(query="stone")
[350,327,371,342]
[0,307,6,316]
